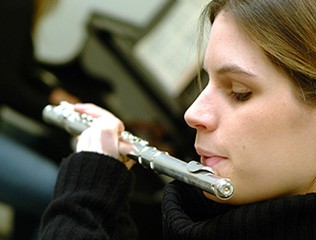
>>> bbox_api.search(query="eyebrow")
[216,64,256,77]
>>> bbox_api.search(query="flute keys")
[186,161,215,174]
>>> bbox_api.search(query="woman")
[38,0,316,239]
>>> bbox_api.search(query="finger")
[74,103,114,118]
[76,121,121,158]
[118,140,138,156]
[93,115,125,137]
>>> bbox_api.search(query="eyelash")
[230,91,252,102]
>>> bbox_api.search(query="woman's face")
[184,12,316,204]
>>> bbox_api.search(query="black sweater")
[39,152,137,239]
[39,152,316,240]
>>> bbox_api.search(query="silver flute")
[42,101,234,200]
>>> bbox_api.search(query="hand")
[74,103,136,170]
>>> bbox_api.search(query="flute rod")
[42,102,234,200]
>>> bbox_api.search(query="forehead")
[204,12,267,75]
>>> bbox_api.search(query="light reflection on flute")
[42,101,234,200]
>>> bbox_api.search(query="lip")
[196,147,228,168]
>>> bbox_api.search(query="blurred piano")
[34,0,209,157]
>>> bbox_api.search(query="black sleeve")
[38,152,138,240]
[0,0,54,121]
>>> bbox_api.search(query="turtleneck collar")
[162,181,316,240]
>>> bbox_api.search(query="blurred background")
[0,0,208,239]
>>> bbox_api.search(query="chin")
[203,190,255,206]
[203,191,236,205]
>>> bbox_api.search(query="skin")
[184,11,316,205]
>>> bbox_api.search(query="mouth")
[196,147,228,168]
[202,155,227,168]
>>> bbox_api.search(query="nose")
[184,84,218,131]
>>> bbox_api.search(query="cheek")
[219,100,314,203]
[227,98,299,160]
[231,107,294,175]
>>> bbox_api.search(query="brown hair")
[200,0,316,105]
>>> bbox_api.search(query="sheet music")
[133,0,209,97]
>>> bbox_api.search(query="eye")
[230,91,252,102]
[230,82,252,102]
